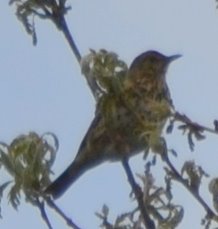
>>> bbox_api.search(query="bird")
[45,50,181,199]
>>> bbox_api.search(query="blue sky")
[1,0,218,228]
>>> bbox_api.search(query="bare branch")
[122,159,155,229]
[45,197,82,229]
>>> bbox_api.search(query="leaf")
[81,49,127,97]
[169,149,177,157]
[102,204,109,217]
[166,120,174,134]
[208,178,218,212]
[8,184,21,210]
[213,120,218,132]
[0,132,58,211]
[188,131,195,151]
[0,181,12,217]
[181,161,208,193]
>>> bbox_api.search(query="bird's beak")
[167,54,182,63]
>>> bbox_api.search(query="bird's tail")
[45,157,99,199]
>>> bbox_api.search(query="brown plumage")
[45,50,181,199]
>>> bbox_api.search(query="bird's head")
[128,50,181,78]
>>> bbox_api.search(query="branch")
[57,15,81,63]
[36,0,81,62]
[45,197,82,229]
[162,152,218,223]
[51,2,103,100]
[173,111,218,135]
[168,111,218,151]
[10,0,99,99]
[36,199,53,229]
[56,12,102,99]
[122,159,155,229]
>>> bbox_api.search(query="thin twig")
[174,111,218,135]
[122,159,155,229]
[45,197,82,229]
[163,154,218,222]
[30,0,99,97]
[58,15,81,63]
[58,15,102,99]
[36,198,53,229]
[48,2,100,100]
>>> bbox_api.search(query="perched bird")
[45,50,181,199]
